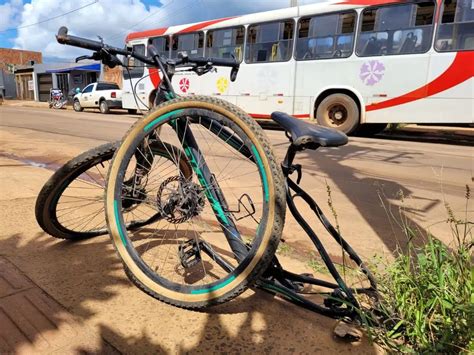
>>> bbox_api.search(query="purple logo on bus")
[360,60,385,86]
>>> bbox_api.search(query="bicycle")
[38,26,376,319]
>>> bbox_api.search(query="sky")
[0,0,322,62]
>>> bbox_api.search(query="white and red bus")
[122,0,474,134]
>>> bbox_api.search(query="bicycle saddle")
[271,112,348,148]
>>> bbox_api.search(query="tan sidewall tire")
[105,96,285,308]
[316,93,359,134]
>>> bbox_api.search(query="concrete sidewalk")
[1,99,51,109]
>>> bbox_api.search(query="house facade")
[0,48,42,99]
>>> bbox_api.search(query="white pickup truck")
[73,82,122,114]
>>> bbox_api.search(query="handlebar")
[56,26,240,79]
[57,26,153,65]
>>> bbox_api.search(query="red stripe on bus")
[366,51,474,112]
[178,17,235,33]
[250,113,311,119]
[149,68,161,89]
[126,28,168,42]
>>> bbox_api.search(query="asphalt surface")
[0,105,472,353]
[1,105,472,254]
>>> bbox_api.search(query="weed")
[325,181,341,235]
[277,242,293,256]
[361,185,473,353]
[307,253,329,275]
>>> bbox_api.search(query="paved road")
[0,105,472,353]
[1,105,472,254]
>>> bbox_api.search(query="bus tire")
[316,93,359,135]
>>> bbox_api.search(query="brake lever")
[195,64,215,76]
[229,54,239,82]
[99,48,122,69]
[75,55,93,63]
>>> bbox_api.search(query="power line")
[106,0,176,41]
[108,0,210,43]
[0,0,99,33]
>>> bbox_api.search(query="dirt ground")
[0,125,383,354]
[1,104,471,353]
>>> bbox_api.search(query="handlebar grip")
[189,57,239,69]
[147,44,158,58]
[207,57,239,68]
[56,26,105,52]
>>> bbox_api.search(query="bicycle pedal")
[178,239,202,269]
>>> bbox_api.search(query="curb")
[1,101,51,109]
[399,124,474,137]
[379,126,473,146]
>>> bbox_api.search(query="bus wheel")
[316,93,359,135]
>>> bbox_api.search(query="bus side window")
[206,26,245,62]
[171,32,204,58]
[295,11,356,61]
[356,1,435,57]
[436,0,474,51]
[149,36,170,59]
[245,20,294,64]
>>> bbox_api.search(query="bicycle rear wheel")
[35,141,191,239]
[106,96,286,309]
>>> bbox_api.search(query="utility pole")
[290,0,298,6]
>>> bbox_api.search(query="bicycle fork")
[173,118,249,262]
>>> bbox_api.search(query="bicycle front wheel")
[106,96,286,309]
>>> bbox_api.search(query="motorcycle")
[48,88,67,109]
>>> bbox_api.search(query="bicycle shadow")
[275,139,444,256]
[0,229,378,354]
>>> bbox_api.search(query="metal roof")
[46,63,101,73]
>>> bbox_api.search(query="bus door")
[429,0,474,123]
[355,1,436,123]
[122,43,148,110]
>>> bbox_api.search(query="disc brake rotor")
[157,176,205,224]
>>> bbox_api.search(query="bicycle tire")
[35,141,192,240]
[105,96,286,309]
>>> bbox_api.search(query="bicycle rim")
[106,96,285,307]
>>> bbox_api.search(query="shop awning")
[46,63,101,73]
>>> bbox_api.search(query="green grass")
[361,185,473,353]
[307,254,328,275]
[291,180,472,352]
[276,242,293,256]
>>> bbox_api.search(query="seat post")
[281,144,299,178]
